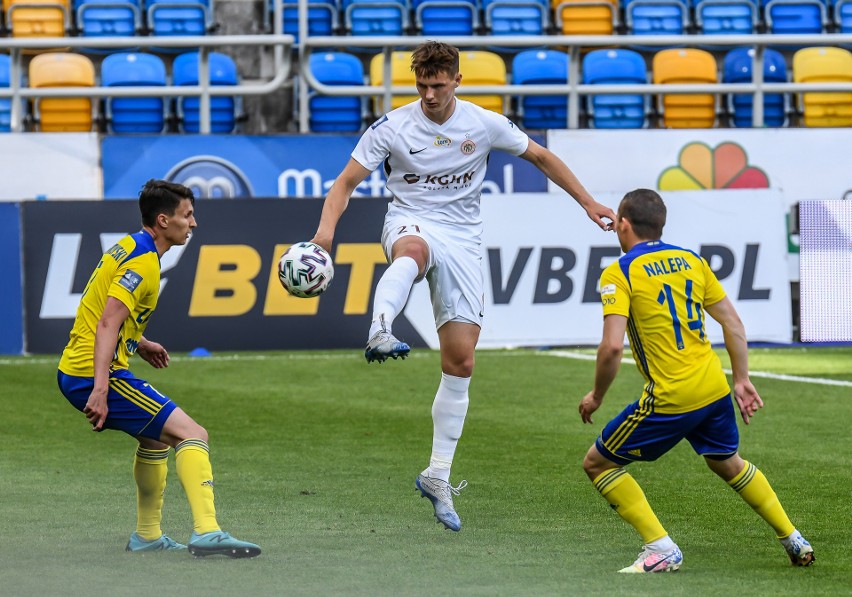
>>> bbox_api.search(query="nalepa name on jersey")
[352,99,529,227]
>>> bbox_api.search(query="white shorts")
[381,214,484,329]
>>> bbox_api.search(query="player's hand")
[585,201,617,232]
[84,389,109,432]
[733,380,764,425]
[579,390,603,424]
[138,340,170,369]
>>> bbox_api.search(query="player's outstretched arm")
[519,139,615,232]
[706,297,764,424]
[312,158,372,253]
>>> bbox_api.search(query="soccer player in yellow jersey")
[57,179,260,558]
[579,189,813,573]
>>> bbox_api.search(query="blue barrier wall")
[0,202,24,355]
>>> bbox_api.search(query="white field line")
[543,350,852,388]
[3,350,851,388]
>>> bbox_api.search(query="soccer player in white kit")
[312,41,615,531]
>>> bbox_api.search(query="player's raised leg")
[706,454,814,566]
[415,322,476,531]
[160,408,261,558]
[584,446,682,573]
[366,236,428,363]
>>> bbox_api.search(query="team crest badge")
[460,139,476,155]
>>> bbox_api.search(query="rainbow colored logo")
[657,142,769,191]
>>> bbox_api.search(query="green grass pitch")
[1,347,850,596]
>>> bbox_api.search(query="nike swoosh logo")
[643,555,674,572]
[409,147,427,154]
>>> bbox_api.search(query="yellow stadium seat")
[553,0,618,35]
[5,0,69,38]
[29,52,95,132]
[793,46,852,127]
[653,48,717,128]
[370,50,507,114]
[369,51,416,114]
[457,51,506,113]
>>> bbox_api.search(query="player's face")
[415,70,461,122]
[163,198,197,246]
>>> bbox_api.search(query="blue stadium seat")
[173,51,238,133]
[414,0,478,35]
[483,0,549,36]
[343,0,408,35]
[694,0,757,33]
[833,0,852,31]
[723,47,788,127]
[0,55,11,132]
[75,0,140,37]
[512,49,569,129]
[268,0,338,42]
[309,52,364,132]
[624,0,690,35]
[763,0,827,33]
[102,53,167,133]
[582,48,648,128]
[146,0,213,37]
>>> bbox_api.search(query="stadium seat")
[0,55,11,132]
[28,52,95,132]
[694,0,757,34]
[414,0,478,35]
[6,0,70,37]
[583,48,648,128]
[764,0,827,33]
[270,0,338,42]
[483,0,549,36]
[833,0,852,31]
[457,51,507,113]
[75,0,140,38]
[101,52,167,133]
[653,48,718,128]
[722,47,787,127]
[792,46,852,127]
[512,50,569,129]
[369,51,417,113]
[309,51,364,132]
[146,0,213,37]
[343,0,408,36]
[623,0,690,35]
[553,0,618,35]
[172,51,238,133]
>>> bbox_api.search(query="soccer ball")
[277,242,334,298]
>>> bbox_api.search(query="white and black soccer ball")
[277,242,334,298]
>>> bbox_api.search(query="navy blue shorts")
[57,369,177,441]
[596,394,739,466]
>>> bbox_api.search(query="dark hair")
[619,189,666,240]
[139,179,195,228]
[411,41,459,79]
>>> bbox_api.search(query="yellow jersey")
[59,231,160,377]
[600,240,730,414]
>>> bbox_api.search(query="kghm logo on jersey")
[403,174,420,184]
[460,140,476,155]
[434,135,452,148]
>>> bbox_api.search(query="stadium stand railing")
[0,34,294,133]
[296,32,852,131]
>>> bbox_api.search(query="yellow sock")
[593,468,668,544]
[727,461,795,539]
[134,446,169,540]
[175,439,221,534]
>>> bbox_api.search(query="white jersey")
[352,99,529,231]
